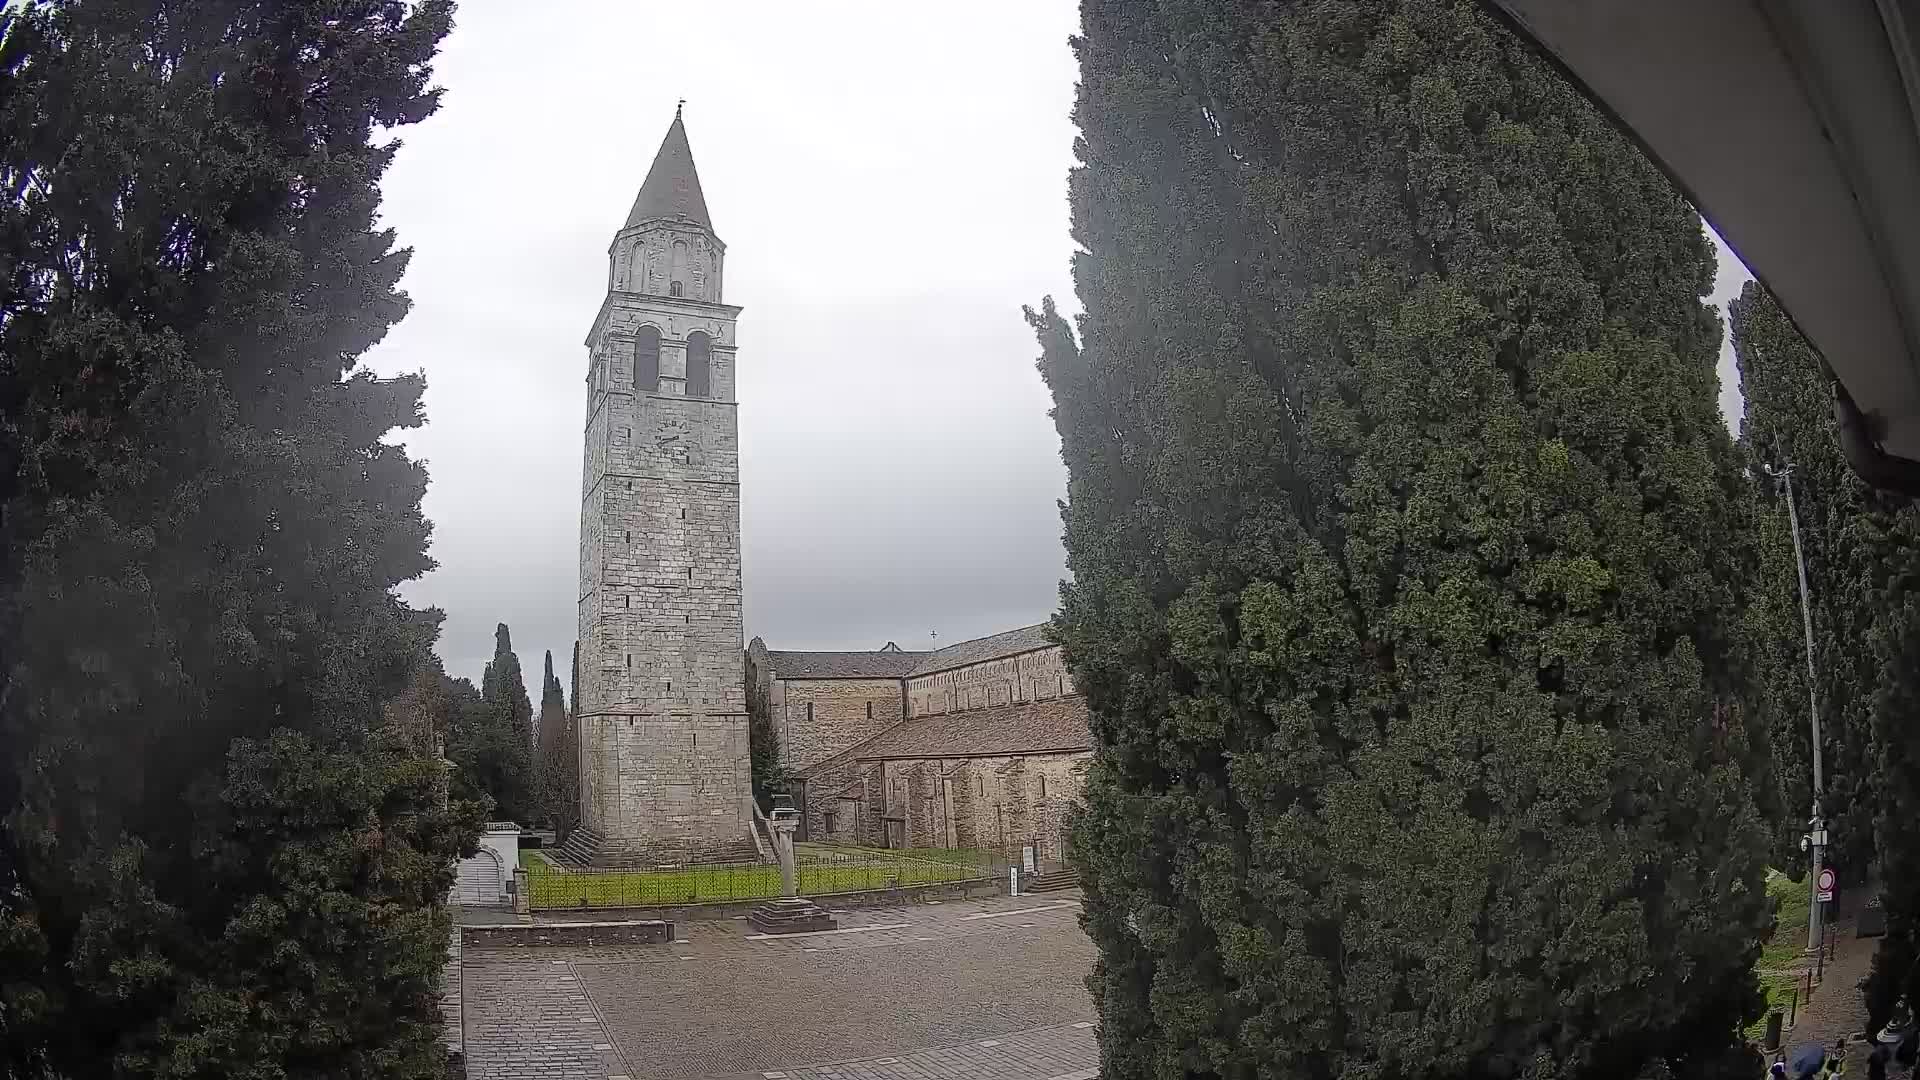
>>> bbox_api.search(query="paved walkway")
[702,1022,1098,1080]
[442,923,464,1058]
[462,960,628,1080]
[459,893,1096,1080]
[1770,896,1914,1079]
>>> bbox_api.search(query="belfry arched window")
[635,325,660,392]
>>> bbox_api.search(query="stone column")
[770,809,798,898]
[747,803,836,935]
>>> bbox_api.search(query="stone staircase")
[1023,868,1079,894]
[555,825,607,867]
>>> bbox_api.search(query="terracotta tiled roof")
[844,696,1091,761]
[906,624,1053,677]
[764,650,926,679]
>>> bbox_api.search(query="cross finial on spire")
[676,98,685,119]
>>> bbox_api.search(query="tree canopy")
[0,2,472,1076]
[534,649,578,837]
[1040,2,1772,1076]
[1731,281,1920,1032]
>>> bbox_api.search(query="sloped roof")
[764,650,926,680]
[625,113,711,229]
[845,696,1091,761]
[907,624,1053,677]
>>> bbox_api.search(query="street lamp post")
[1763,461,1827,963]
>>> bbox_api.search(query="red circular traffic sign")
[1818,868,1837,892]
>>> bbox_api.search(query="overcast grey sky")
[366,1,1754,686]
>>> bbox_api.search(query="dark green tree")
[444,671,528,823]
[745,639,789,811]
[0,2,470,1077]
[482,622,534,749]
[541,650,565,717]
[1730,282,1920,1031]
[474,622,534,821]
[1038,3,1773,1077]
[533,650,578,837]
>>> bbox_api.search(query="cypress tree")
[1039,3,1772,1077]
[745,643,788,811]
[542,650,565,716]
[474,622,534,821]
[1730,282,1920,1031]
[0,2,470,1076]
[534,649,578,836]
[482,622,534,750]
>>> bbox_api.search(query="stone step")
[1024,869,1079,893]
[555,826,607,867]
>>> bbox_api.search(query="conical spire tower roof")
[625,108,711,230]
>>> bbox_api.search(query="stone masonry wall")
[576,215,751,865]
[858,751,1088,864]
[770,677,906,773]
[905,646,1071,718]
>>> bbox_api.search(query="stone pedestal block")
[747,897,837,935]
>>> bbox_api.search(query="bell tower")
[567,108,753,866]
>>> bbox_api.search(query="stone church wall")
[905,646,1071,717]
[769,676,906,773]
[846,751,1087,865]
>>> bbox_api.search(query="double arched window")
[635,325,661,392]
[685,330,711,398]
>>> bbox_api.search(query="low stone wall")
[529,875,1002,925]
[462,919,675,949]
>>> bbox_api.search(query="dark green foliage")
[533,650,578,837]
[745,647,789,812]
[1731,283,1913,875]
[0,1,465,1076]
[1041,3,1772,1077]
[467,623,534,823]
[442,672,525,823]
[1730,283,1920,1028]
[482,623,534,750]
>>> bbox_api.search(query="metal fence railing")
[523,845,1000,911]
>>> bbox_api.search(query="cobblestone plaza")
[456,893,1098,1080]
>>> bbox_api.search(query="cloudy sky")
[366,1,1753,686]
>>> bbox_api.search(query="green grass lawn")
[520,846,992,910]
[1747,870,1816,1040]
